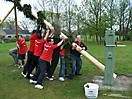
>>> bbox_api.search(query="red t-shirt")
[40,42,58,62]
[60,48,65,56]
[18,38,28,54]
[77,41,81,46]
[34,39,46,56]
[29,33,37,52]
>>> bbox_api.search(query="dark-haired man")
[17,35,28,68]
[21,30,37,77]
[26,30,49,79]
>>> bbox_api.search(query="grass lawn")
[0,41,132,99]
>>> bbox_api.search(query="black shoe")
[75,73,82,75]
[26,75,31,79]
[68,74,74,79]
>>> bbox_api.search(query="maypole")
[3,0,52,41]
[14,4,18,41]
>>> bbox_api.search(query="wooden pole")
[14,5,18,42]
[0,6,14,25]
[72,43,117,78]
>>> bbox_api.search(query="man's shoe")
[35,84,43,89]
[46,76,53,81]
[18,65,23,68]
[68,74,74,79]
[75,73,82,75]
[58,77,65,81]
[45,72,48,75]
[15,64,19,66]
[26,75,31,79]
[29,79,37,84]
[21,72,26,77]
[30,74,33,77]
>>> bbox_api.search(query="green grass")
[0,41,132,99]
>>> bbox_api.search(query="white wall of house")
[5,34,31,39]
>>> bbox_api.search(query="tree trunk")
[130,29,132,42]
[99,36,102,45]
[95,33,99,45]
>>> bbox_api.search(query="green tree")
[0,17,15,29]
[81,0,107,44]
[18,17,37,30]
[114,0,130,40]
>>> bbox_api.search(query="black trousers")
[23,50,34,74]
[47,51,60,78]
[32,58,47,85]
[26,55,40,77]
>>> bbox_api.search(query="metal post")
[104,30,115,85]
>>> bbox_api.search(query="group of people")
[9,26,87,89]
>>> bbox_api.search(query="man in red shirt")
[21,30,37,77]
[26,30,50,79]
[17,35,28,68]
[29,36,65,89]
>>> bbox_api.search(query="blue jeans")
[58,55,66,77]
[71,54,82,75]
[9,51,18,65]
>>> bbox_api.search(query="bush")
[3,38,16,43]
[3,36,30,43]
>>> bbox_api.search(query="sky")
[0,0,36,21]
[0,0,82,22]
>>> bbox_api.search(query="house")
[3,25,31,39]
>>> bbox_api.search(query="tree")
[114,0,130,40]
[81,0,108,44]
[0,17,15,29]
[18,17,37,30]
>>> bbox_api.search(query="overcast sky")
[0,0,36,21]
[0,0,82,22]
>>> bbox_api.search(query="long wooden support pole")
[72,43,117,78]
[0,6,14,25]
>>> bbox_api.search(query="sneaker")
[21,72,26,77]
[29,79,37,84]
[35,84,43,89]
[15,64,19,66]
[46,76,53,81]
[18,65,23,68]
[75,73,82,75]
[26,75,31,79]
[18,66,21,68]
[30,74,33,77]
[58,77,65,81]
[45,72,48,75]
[68,74,74,79]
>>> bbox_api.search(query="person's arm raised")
[57,36,66,46]
[44,30,50,40]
